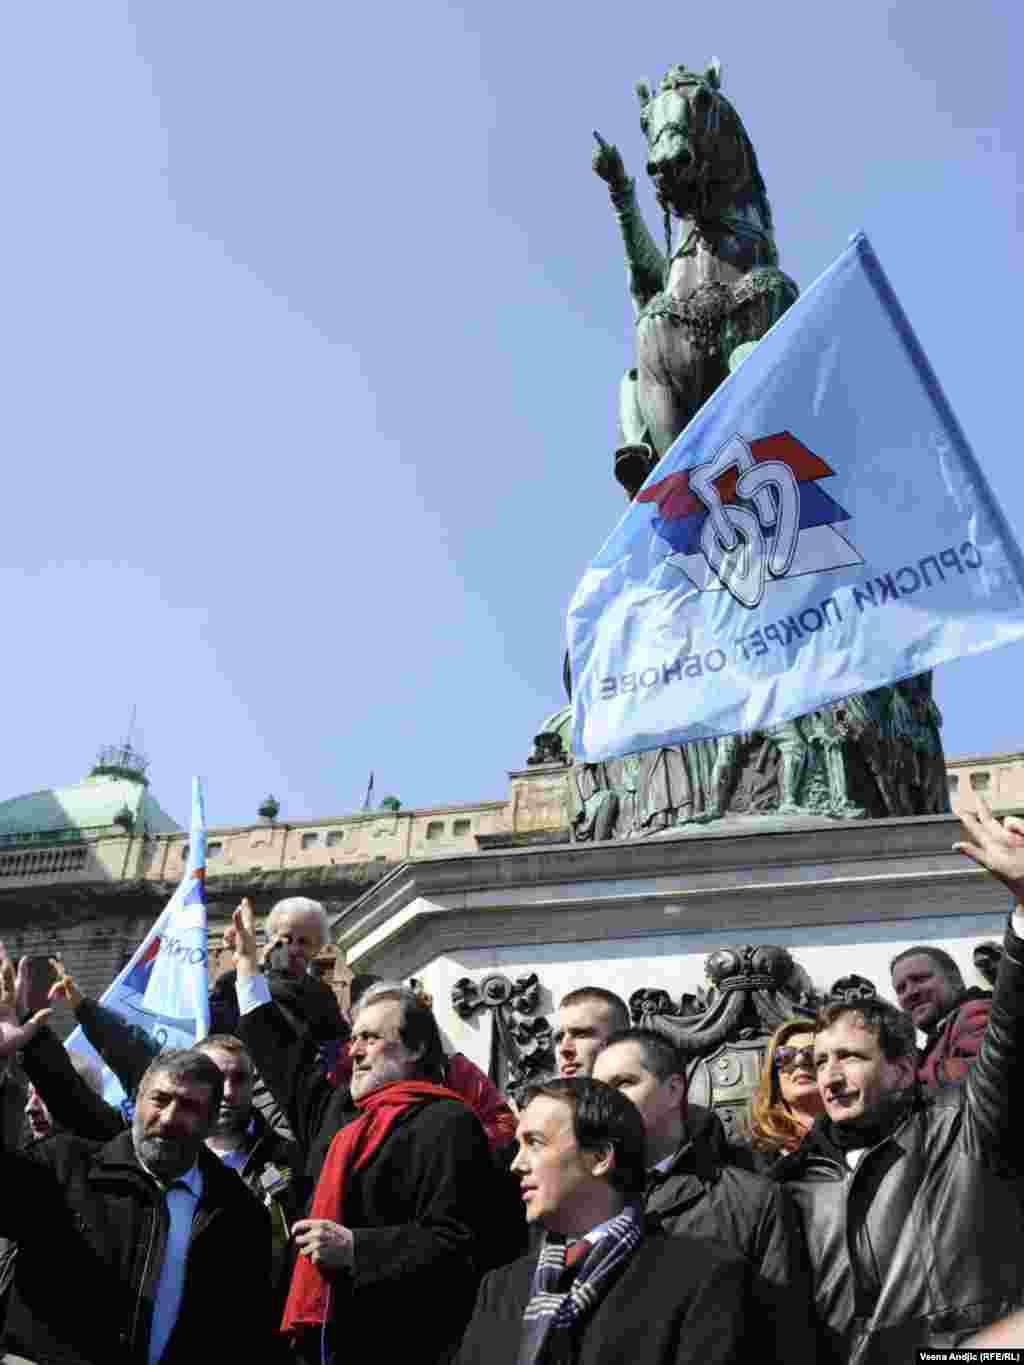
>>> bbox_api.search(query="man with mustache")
[229,902,513,1365]
[775,800,1024,1364]
[0,1026,268,1365]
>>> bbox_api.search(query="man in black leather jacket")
[775,799,1024,1365]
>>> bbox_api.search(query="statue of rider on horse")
[556,60,948,837]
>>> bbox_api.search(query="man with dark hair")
[593,1028,815,1365]
[890,943,991,1087]
[554,987,630,1078]
[776,799,1024,1364]
[229,903,516,1365]
[0,1018,268,1365]
[455,1076,751,1365]
[14,956,303,1231]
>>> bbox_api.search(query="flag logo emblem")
[123,935,161,995]
[637,430,862,608]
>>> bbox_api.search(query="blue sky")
[2,2,1020,826]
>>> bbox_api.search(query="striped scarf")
[518,1203,644,1365]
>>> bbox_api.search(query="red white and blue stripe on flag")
[66,777,210,1105]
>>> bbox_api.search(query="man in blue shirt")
[0,1030,269,1365]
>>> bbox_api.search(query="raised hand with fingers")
[954,797,1024,905]
[229,898,260,980]
[47,956,83,1011]
[0,958,51,1057]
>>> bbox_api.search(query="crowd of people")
[0,797,1021,1363]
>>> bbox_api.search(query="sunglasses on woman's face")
[775,1045,816,1074]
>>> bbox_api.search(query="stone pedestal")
[332,812,1009,1080]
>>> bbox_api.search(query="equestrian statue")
[550,61,948,839]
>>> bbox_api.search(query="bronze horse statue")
[594,59,799,498]
[558,60,950,834]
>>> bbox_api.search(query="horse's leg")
[613,368,656,498]
[636,322,727,459]
[635,363,705,462]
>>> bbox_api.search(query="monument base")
[334,811,1008,1102]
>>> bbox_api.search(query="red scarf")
[280,1079,467,1335]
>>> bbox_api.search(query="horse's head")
[638,61,769,225]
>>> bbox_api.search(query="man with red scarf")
[229,903,508,1365]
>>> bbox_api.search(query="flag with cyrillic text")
[568,231,1024,762]
[66,777,210,1106]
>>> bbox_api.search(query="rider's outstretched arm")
[593,131,667,314]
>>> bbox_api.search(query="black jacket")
[454,1228,750,1365]
[20,1016,126,1143]
[213,969,346,1143]
[240,996,523,1361]
[0,1128,269,1365]
[237,991,358,1188]
[32,1004,304,1211]
[20,1011,302,1316]
[312,1097,507,1363]
[645,1106,817,1365]
[775,914,1024,1365]
[209,967,347,1046]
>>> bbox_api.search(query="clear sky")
[3,2,1020,827]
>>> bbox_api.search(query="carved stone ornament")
[632,943,821,1142]
[825,973,878,1005]
[452,972,554,1103]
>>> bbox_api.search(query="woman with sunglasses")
[749,1018,824,1162]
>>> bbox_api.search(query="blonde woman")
[750,1018,824,1161]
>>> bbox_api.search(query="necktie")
[148,1177,197,1365]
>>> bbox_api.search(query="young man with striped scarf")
[454,1078,751,1365]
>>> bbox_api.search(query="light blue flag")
[568,232,1024,763]
[66,777,210,1106]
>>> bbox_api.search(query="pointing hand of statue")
[291,1218,354,1270]
[592,130,627,189]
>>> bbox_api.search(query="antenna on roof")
[90,705,149,785]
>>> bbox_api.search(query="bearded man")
[0,1034,268,1365]
[229,903,514,1365]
